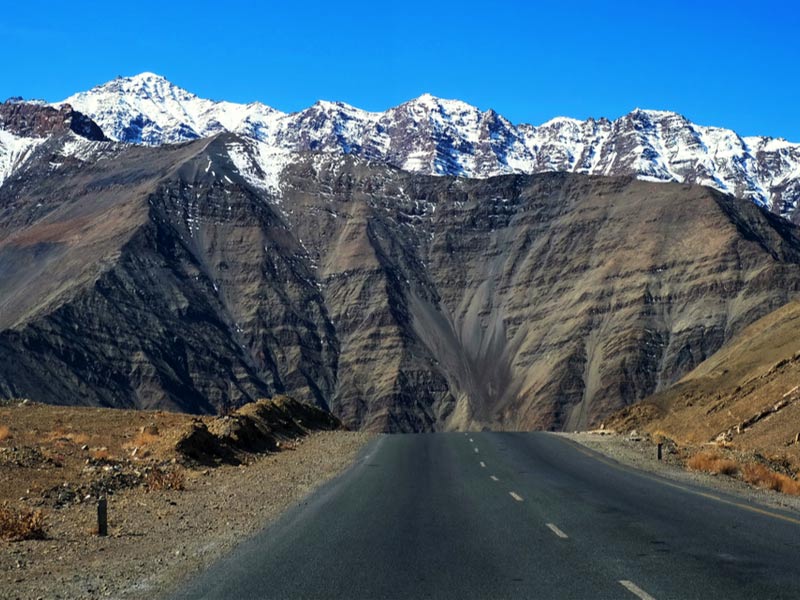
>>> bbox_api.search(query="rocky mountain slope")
[608,299,800,470]
[59,73,800,221]
[0,100,108,187]
[3,131,800,431]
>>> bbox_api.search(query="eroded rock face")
[2,134,800,432]
[275,156,800,431]
[0,136,337,417]
[0,101,107,141]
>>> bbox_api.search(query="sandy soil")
[0,402,374,600]
[561,431,800,515]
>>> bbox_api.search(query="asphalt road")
[172,432,800,599]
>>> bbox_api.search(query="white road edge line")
[545,523,568,539]
[509,491,523,502]
[479,461,486,468]
[619,580,657,600]
[490,475,499,481]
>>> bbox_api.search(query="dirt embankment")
[0,398,374,599]
[602,300,800,472]
[577,300,800,507]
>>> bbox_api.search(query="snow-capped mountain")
[0,100,112,186]
[37,71,800,221]
[62,72,283,145]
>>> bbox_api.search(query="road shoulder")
[559,431,800,516]
[1,430,375,600]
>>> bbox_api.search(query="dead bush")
[45,429,89,445]
[0,425,10,442]
[69,432,90,445]
[0,506,48,541]
[686,451,739,476]
[133,431,159,446]
[89,448,111,461]
[123,431,160,456]
[145,468,185,492]
[741,463,800,496]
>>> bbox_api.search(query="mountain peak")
[84,72,195,103]
[129,71,166,81]
[414,92,442,105]
[53,75,800,221]
[628,107,682,120]
[538,116,586,129]
[311,99,376,117]
[109,71,169,85]
[400,93,482,117]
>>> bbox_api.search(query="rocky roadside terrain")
[561,430,800,515]
[3,430,373,600]
[0,400,374,600]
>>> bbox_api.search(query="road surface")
[172,432,800,599]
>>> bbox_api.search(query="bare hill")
[609,300,800,469]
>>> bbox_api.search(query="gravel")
[1,431,374,600]
[560,431,800,515]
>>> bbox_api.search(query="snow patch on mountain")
[57,132,118,165]
[0,130,43,186]
[226,138,293,196]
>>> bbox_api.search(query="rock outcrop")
[175,396,341,465]
[0,100,107,141]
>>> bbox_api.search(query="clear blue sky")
[2,0,798,140]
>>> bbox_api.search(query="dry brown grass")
[89,448,111,461]
[0,506,48,541]
[741,463,800,495]
[650,430,666,444]
[686,451,739,476]
[121,430,161,459]
[0,425,11,442]
[122,431,159,451]
[133,431,160,446]
[144,468,185,492]
[44,428,89,445]
[69,432,90,445]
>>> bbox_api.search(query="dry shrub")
[145,469,185,492]
[0,425,10,442]
[686,451,739,476]
[123,431,159,451]
[44,428,68,442]
[651,430,669,444]
[741,463,800,496]
[0,506,47,541]
[69,433,90,445]
[45,429,89,445]
[134,431,160,446]
[89,448,111,460]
